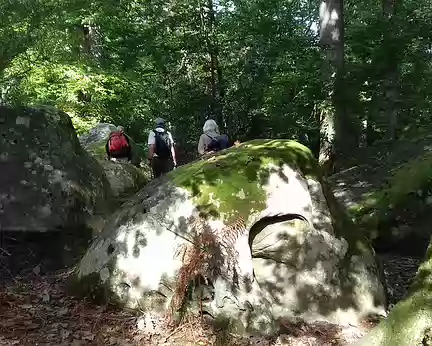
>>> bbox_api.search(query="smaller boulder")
[79,123,149,197]
[100,160,150,198]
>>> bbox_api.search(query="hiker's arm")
[197,134,206,155]
[148,144,155,160]
[171,145,177,166]
[169,133,177,166]
[147,132,155,160]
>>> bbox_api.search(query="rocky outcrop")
[78,123,149,197]
[0,106,113,233]
[73,140,386,334]
[100,160,149,198]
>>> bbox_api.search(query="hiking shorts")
[151,157,174,178]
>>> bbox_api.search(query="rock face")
[0,106,112,232]
[79,123,149,197]
[79,123,141,166]
[100,160,149,198]
[74,140,386,334]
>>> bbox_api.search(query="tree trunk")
[355,239,432,346]
[381,0,401,140]
[81,24,102,61]
[318,0,346,173]
[201,0,225,129]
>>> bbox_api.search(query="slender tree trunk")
[318,0,345,173]
[381,0,400,140]
[215,44,226,131]
[164,71,174,119]
[81,24,102,62]
[200,0,225,129]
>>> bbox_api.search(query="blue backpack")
[206,134,230,152]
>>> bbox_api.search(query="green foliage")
[0,0,431,158]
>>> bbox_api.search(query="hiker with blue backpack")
[147,118,177,178]
[197,119,230,156]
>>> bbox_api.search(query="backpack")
[108,131,129,152]
[206,134,229,152]
[154,129,172,159]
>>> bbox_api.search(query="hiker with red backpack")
[105,126,132,162]
[197,119,230,156]
[147,118,177,178]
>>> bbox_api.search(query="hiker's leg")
[110,147,129,159]
[161,159,174,174]
[126,147,132,162]
[152,157,163,178]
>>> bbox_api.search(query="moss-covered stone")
[356,241,432,346]
[100,160,150,198]
[169,139,319,223]
[0,105,113,233]
[74,139,385,333]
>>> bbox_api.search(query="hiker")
[105,126,132,162]
[147,118,177,178]
[197,119,229,156]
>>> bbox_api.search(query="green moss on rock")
[86,142,109,160]
[169,139,319,223]
[357,241,432,346]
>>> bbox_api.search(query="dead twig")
[0,247,11,256]
[164,320,195,342]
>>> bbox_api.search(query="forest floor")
[329,131,432,216]
[0,267,377,346]
[0,250,419,346]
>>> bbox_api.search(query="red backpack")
[108,131,129,152]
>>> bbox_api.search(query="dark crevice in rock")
[107,243,115,255]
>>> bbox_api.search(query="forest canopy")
[1,0,431,159]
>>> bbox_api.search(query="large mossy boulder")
[79,123,141,166]
[0,106,112,233]
[73,139,386,334]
